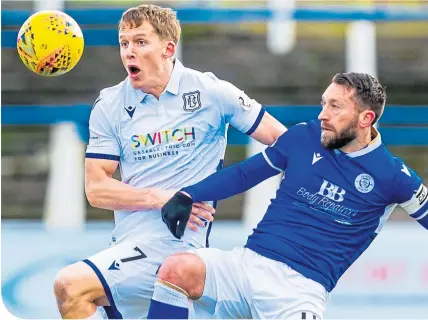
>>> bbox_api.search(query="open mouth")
[128,66,141,77]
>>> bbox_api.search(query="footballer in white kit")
[53,6,285,319]
[83,59,281,318]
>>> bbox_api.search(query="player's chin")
[128,75,142,87]
[320,133,334,148]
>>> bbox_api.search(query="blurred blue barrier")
[3,7,428,47]
[2,105,428,146]
[4,7,428,26]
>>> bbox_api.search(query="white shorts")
[83,237,191,319]
[191,247,329,319]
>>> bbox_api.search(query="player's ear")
[360,109,376,128]
[163,41,176,59]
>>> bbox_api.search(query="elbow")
[263,129,285,146]
[265,135,278,146]
[270,126,287,145]
[260,133,278,146]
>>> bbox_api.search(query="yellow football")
[16,10,84,76]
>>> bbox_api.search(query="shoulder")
[181,66,221,90]
[367,147,421,198]
[181,65,239,93]
[282,119,320,136]
[274,120,314,147]
[372,146,411,177]
[386,154,426,207]
[288,119,318,137]
[389,154,417,181]
[99,79,127,104]
[89,79,129,130]
[93,79,127,114]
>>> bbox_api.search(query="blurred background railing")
[2,1,428,319]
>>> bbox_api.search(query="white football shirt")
[86,59,265,247]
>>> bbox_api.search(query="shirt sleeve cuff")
[245,107,266,136]
[86,153,120,161]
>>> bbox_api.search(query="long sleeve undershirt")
[182,153,280,202]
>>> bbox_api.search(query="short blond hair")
[119,4,181,44]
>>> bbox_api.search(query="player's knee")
[157,254,192,286]
[158,253,205,299]
[54,265,82,313]
[54,262,100,307]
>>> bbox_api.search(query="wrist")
[180,191,192,199]
[153,189,175,210]
[180,186,196,202]
[176,190,193,205]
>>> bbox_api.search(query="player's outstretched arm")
[181,152,280,203]
[180,124,295,203]
[162,128,295,238]
[85,158,174,211]
[161,153,279,238]
[179,122,298,204]
[163,149,283,237]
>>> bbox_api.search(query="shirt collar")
[165,58,184,95]
[129,78,147,102]
[135,88,147,102]
[131,58,184,102]
[340,126,382,158]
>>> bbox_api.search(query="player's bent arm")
[400,182,428,230]
[213,76,286,145]
[181,153,280,202]
[85,158,173,211]
[250,112,287,145]
[393,162,428,230]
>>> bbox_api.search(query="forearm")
[86,177,170,211]
[182,153,279,202]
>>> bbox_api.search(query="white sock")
[86,308,104,319]
[152,279,189,308]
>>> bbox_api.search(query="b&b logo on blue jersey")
[318,180,346,202]
[296,179,359,223]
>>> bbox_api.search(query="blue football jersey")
[245,120,428,292]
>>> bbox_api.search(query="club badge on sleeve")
[239,94,252,111]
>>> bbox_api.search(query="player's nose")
[318,107,329,121]
[126,53,136,60]
[125,45,137,60]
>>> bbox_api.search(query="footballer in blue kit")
[147,72,428,319]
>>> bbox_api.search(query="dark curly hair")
[332,73,387,124]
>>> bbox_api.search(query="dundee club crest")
[183,91,201,112]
